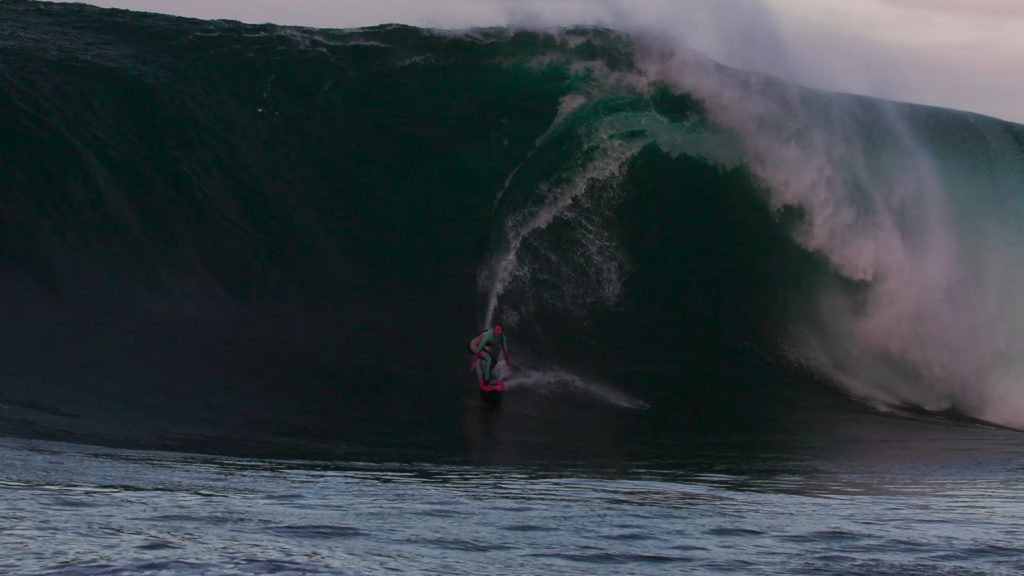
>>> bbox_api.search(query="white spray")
[474,30,1024,427]
[638,43,1024,427]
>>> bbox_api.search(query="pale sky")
[46,0,1024,124]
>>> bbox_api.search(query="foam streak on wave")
[479,102,636,329]
[504,367,650,410]
[492,94,590,211]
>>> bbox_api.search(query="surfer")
[469,324,512,385]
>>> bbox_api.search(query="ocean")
[1,1,1023,574]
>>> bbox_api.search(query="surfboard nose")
[479,379,505,392]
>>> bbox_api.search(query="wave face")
[1,1,1024,448]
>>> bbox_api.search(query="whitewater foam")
[634,41,1024,428]
[503,367,649,410]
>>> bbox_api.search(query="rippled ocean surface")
[2,430,1022,576]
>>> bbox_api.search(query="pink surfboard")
[479,379,505,392]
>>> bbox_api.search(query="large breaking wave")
[1,1,1023,451]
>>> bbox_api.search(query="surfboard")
[479,379,505,392]
[479,378,504,407]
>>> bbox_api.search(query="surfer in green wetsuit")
[469,324,512,384]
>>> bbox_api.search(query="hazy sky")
[48,0,1024,123]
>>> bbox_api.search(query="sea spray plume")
[478,43,646,329]
[634,40,1024,427]
[478,120,634,330]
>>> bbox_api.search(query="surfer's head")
[493,324,503,337]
